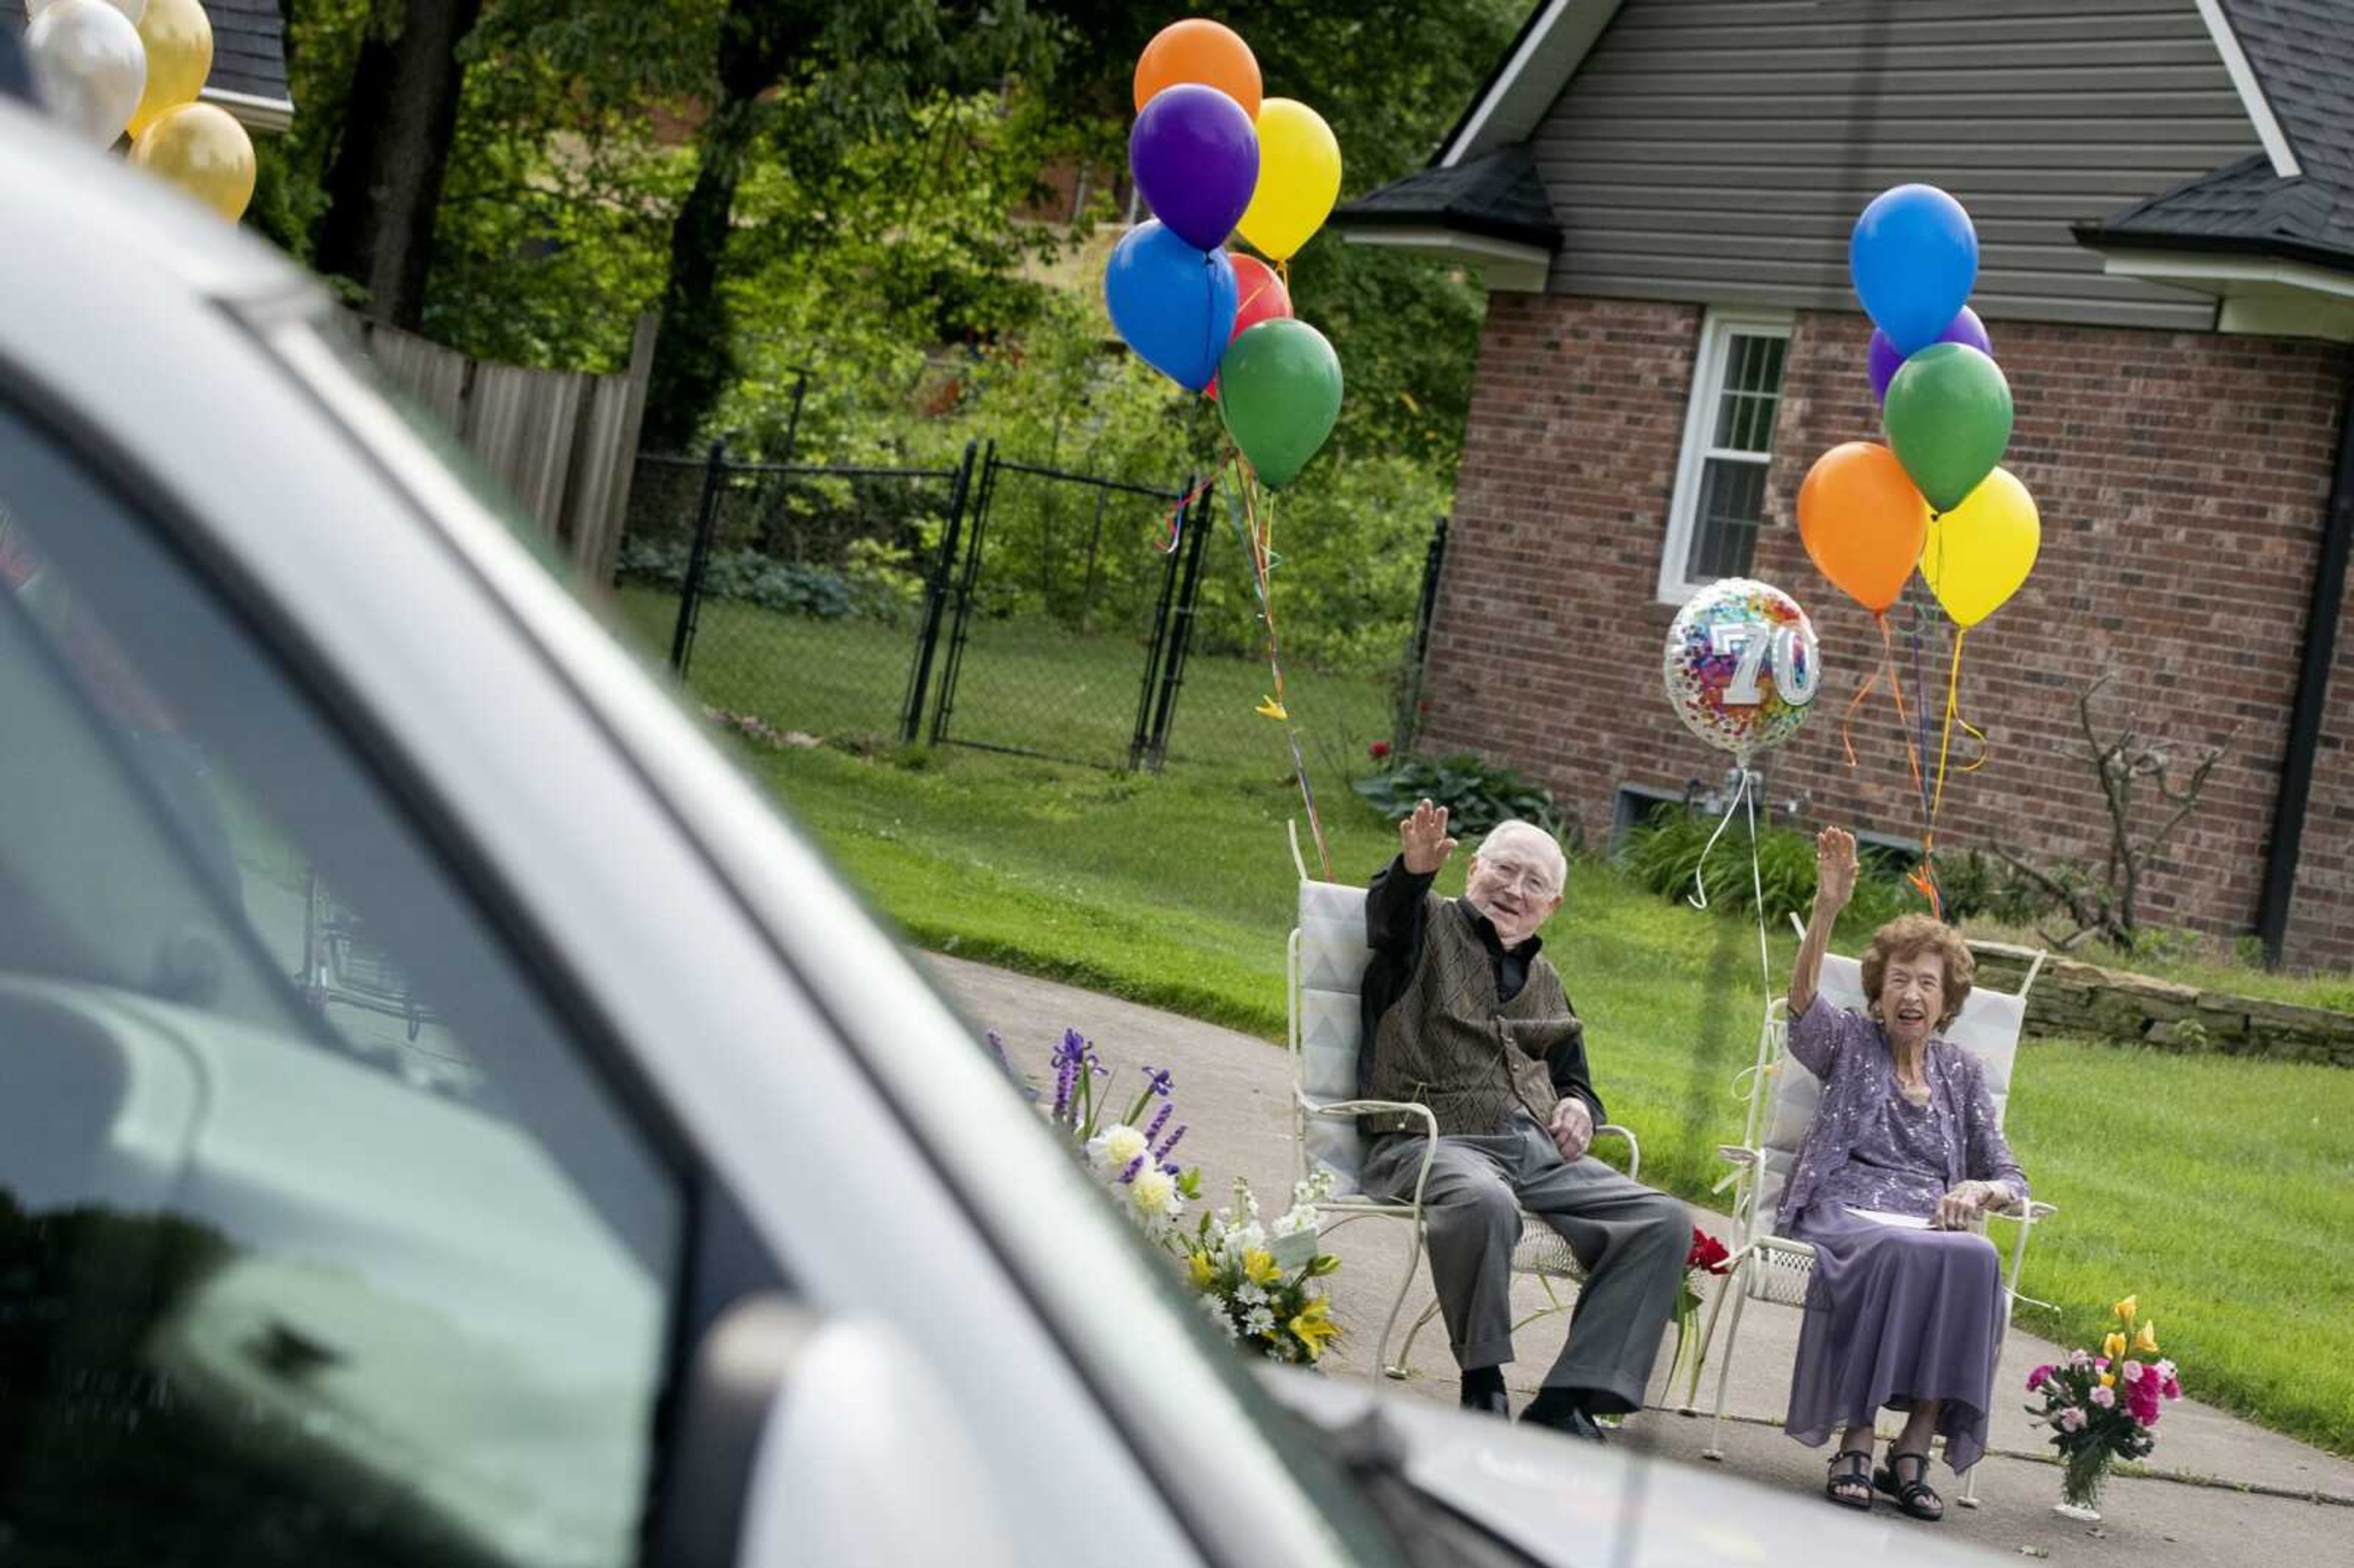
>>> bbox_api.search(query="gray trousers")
[1360,1114,1688,1415]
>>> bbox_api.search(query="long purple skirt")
[1783,1203,2005,1472]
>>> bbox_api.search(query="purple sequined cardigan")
[1772,993,2029,1237]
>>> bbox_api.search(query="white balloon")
[26,0,147,21]
[25,0,150,149]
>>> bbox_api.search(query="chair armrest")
[1297,1096,1442,1212]
[1715,1144,1759,1167]
[1593,1122,1640,1182]
[1983,1194,2056,1223]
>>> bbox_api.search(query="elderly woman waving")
[1783,828,2028,1522]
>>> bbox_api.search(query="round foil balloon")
[1663,579,1823,762]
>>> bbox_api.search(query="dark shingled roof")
[204,0,292,110]
[1329,143,1561,251]
[2078,0,2354,267]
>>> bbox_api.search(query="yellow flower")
[2103,1331,2128,1362]
[1243,1248,1284,1287]
[2099,1372,2116,1388]
[1289,1296,1338,1361]
[2135,1320,2160,1355]
[2112,1294,2138,1326]
[1254,696,1289,721]
[1187,1252,1217,1289]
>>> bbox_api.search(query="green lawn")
[733,736,2354,1460]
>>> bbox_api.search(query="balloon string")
[1159,453,1230,556]
[1686,767,1751,912]
[1840,654,1883,768]
[1879,614,1941,919]
[1959,712,1990,773]
[1233,473,1330,878]
[1929,625,1968,828]
[1743,770,1773,1003]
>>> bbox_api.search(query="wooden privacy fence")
[351,313,658,587]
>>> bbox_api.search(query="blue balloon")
[1104,221,1238,392]
[1849,184,1979,356]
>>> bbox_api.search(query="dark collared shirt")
[1357,856,1605,1124]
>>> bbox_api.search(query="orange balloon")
[1796,442,1930,614]
[1133,18,1260,120]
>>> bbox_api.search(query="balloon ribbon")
[1228,468,1331,879]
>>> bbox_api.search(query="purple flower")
[1119,1153,1146,1184]
[1162,1161,1182,1176]
[1049,1029,1090,1121]
[1141,1064,1175,1098]
[1156,1123,1187,1160]
[1144,1102,1175,1143]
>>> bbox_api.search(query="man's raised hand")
[1399,798,1457,875]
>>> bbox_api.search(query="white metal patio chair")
[1286,870,1641,1381]
[1697,933,2054,1507]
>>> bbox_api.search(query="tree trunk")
[314,0,486,329]
[642,0,816,452]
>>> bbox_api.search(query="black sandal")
[1824,1448,1873,1510]
[1874,1450,1943,1521]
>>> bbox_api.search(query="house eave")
[2082,240,2354,340]
[1438,0,1625,169]
[200,86,294,136]
[1337,224,1552,293]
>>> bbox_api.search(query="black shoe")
[1459,1385,1512,1417]
[1520,1394,1608,1443]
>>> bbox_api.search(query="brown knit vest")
[1361,898,1580,1136]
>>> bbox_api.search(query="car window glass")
[0,402,684,1567]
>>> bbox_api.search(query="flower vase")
[2055,1447,2108,1522]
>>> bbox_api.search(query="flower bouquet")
[2025,1293,2182,1521]
[1017,1027,1201,1241]
[1173,1173,1343,1364]
[1669,1225,1732,1402]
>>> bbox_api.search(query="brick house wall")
[1419,291,2354,967]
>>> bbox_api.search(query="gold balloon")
[126,0,212,139]
[131,102,254,221]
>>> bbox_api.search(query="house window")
[1659,310,1791,603]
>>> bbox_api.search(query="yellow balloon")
[126,0,212,139]
[1921,466,2039,628]
[131,102,254,221]
[1236,99,1341,262]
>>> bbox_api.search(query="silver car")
[0,93,1998,1568]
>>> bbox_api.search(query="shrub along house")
[1332,0,2354,968]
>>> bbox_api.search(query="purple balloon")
[1868,307,1993,405]
[1129,83,1259,252]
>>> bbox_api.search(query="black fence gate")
[924,442,1213,771]
[619,438,1214,771]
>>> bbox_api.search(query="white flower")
[1197,1293,1238,1341]
[1219,1222,1267,1264]
[1270,1206,1314,1239]
[1129,1168,1184,1222]
[1243,1306,1276,1336]
[1235,1281,1268,1307]
[1086,1123,1149,1174]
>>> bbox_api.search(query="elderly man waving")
[1355,801,1687,1441]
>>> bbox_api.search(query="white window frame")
[1658,307,1794,605]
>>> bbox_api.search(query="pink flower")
[2094,1357,2110,1372]
[2067,1349,2092,1368]
[2058,1407,2087,1432]
[2090,1385,2116,1408]
[2027,1364,2054,1391]
[2121,1360,2143,1383]
[2163,1376,2183,1400]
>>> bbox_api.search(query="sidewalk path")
[931,954,2354,1567]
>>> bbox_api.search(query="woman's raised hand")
[1816,826,1859,913]
[1399,798,1457,876]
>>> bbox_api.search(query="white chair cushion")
[1297,881,1374,1192]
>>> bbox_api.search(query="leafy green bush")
[615,539,912,623]
[1621,815,1913,933]
[1932,847,2058,926]
[1351,752,1568,840]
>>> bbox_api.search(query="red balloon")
[1206,255,1292,400]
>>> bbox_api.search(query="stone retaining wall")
[1967,945,2354,1067]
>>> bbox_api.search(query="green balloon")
[1882,341,2013,512]
[1217,319,1343,490]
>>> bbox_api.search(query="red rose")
[1369,741,1391,760]
[1686,1228,1732,1274]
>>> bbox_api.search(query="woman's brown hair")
[1861,914,1975,1030]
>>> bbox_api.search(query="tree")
[313,0,489,327]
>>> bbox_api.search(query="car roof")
[0,97,314,312]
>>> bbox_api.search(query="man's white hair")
[1474,820,1566,891]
